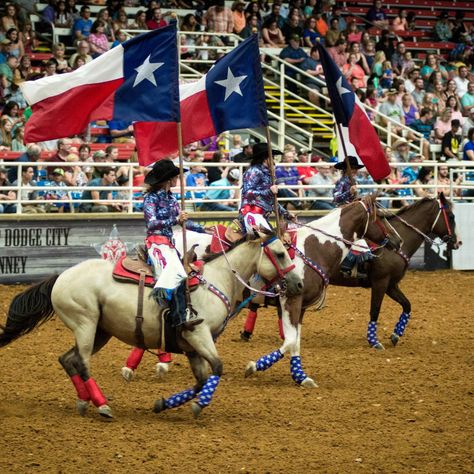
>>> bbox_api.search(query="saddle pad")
[210,225,231,254]
[113,256,155,287]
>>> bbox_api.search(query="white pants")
[243,212,273,234]
[148,242,186,293]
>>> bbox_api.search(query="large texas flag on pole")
[21,24,180,143]
[134,34,268,166]
[315,43,390,181]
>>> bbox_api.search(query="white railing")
[1,160,473,215]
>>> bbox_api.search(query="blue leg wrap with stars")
[197,375,220,408]
[255,349,284,372]
[290,356,308,385]
[367,321,380,347]
[164,387,196,410]
[394,312,411,337]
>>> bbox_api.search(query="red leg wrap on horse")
[278,318,285,340]
[70,374,90,401]
[84,378,108,407]
[126,347,145,370]
[243,310,258,333]
[158,350,172,363]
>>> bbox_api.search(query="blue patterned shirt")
[333,175,355,206]
[240,164,289,218]
[143,189,205,240]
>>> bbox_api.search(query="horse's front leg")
[367,277,390,350]
[386,284,411,346]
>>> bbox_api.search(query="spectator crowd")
[0,0,473,213]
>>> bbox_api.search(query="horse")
[329,193,461,349]
[240,194,461,352]
[241,194,403,387]
[0,232,302,419]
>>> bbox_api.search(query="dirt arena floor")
[0,270,473,474]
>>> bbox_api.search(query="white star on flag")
[133,55,164,88]
[336,76,352,97]
[215,67,248,101]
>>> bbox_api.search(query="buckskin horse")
[241,194,461,353]
[0,232,302,419]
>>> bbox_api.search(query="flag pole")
[335,122,355,186]
[264,127,282,237]
[177,121,189,272]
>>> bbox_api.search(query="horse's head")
[254,229,303,297]
[431,193,462,250]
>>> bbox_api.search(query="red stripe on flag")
[348,105,391,181]
[181,89,215,145]
[24,78,123,143]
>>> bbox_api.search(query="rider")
[332,156,368,277]
[144,159,210,327]
[238,142,296,236]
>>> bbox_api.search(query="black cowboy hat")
[250,142,282,163]
[144,159,180,186]
[334,156,364,170]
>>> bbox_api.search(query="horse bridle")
[259,236,296,290]
[431,200,456,245]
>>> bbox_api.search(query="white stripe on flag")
[21,46,124,105]
[180,75,206,101]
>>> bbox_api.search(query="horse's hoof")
[391,333,400,346]
[76,399,89,416]
[98,404,113,419]
[153,398,166,413]
[191,402,202,418]
[121,366,134,382]
[372,342,385,350]
[156,362,170,379]
[300,377,318,388]
[240,331,252,342]
[244,361,257,378]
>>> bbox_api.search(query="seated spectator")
[380,60,393,89]
[264,2,285,30]
[55,0,73,28]
[420,53,448,85]
[441,119,462,160]
[375,30,395,61]
[13,165,45,214]
[98,8,116,41]
[228,134,242,159]
[461,82,474,116]
[114,9,131,33]
[202,0,234,37]
[43,58,58,77]
[345,20,362,44]
[276,150,303,209]
[0,166,16,214]
[437,164,462,197]
[7,143,42,183]
[262,18,286,47]
[356,169,376,196]
[371,50,386,79]
[348,42,370,75]
[52,43,71,73]
[68,41,93,68]
[385,162,411,208]
[327,38,347,70]
[279,35,308,92]
[2,3,20,33]
[200,168,240,211]
[434,108,454,143]
[366,0,389,30]
[302,16,323,47]
[20,22,38,55]
[392,8,408,34]
[307,164,335,210]
[445,95,464,124]
[313,12,328,39]
[108,120,135,144]
[409,107,434,159]
[130,10,148,31]
[239,14,262,41]
[454,65,469,99]
[326,6,347,32]
[73,6,93,43]
[0,117,13,150]
[400,52,415,78]
[300,45,324,105]
[404,67,420,94]
[90,149,107,179]
[2,101,23,133]
[379,88,405,135]
[325,18,341,47]
[232,0,246,35]
[431,80,447,111]
[342,53,366,89]
[296,148,316,184]
[207,150,229,183]
[411,77,426,108]
[232,138,255,162]
[88,20,110,58]
[186,156,208,203]
[5,28,24,59]
[43,168,71,212]
[462,108,474,138]
[11,125,26,152]
[79,167,120,213]
[0,55,20,87]
[413,166,435,198]
[401,93,419,127]
[362,39,376,70]
[391,41,406,76]
[434,12,453,42]
[282,14,303,45]
[392,138,414,162]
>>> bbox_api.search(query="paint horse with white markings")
[0,233,302,419]
[243,195,402,387]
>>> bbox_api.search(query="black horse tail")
[0,275,59,348]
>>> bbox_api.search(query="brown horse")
[243,194,402,387]
[241,194,461,355]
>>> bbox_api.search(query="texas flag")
[315,44,390,181]
[134,34,268,166]
[22,24,180,143]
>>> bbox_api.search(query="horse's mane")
[389,197,437,219]
[200,234,270,263]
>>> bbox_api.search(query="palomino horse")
[243,195,402,387]
[0,233,302,419]
[329,193,461,349]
